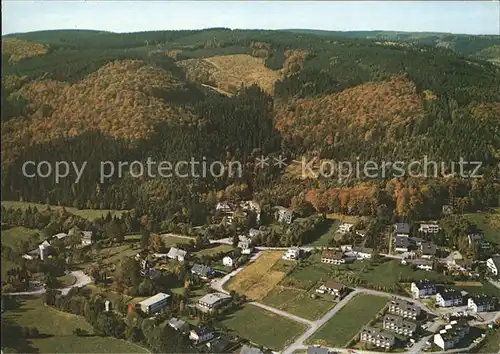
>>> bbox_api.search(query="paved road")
[250,302,314,326]
[282,290,360,354]
[210,251,262,294]
[8,270,93,296]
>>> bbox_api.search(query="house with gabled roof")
[191,264,215,279]
[167,247,187,262]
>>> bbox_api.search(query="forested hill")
[283,29,500,62]
[1,28,499,225]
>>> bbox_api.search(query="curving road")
[7,270,93,296]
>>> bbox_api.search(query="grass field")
[1,226,42,249]
[163,235,193,248]
[304,220,340,246]
[477,329,500,353]
[3,296,148,353]
[464,208,500,244]
[307,294,388,347]
[452,282,500,298]
[1,226,42,279]
[226,251,286,300]
[221,304,306,351]
[261,285,335,320]
[283,256,451,293]
[194,244,233,256]
[2,200,127,220]
[57,274,77,287]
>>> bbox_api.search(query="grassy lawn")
[221,304,306,351]
[194,244,233,256]
[304,220,340,246]
[226,251,287,300]
[57,274,77,287]
[1,200,127,220]
[163,235,193,248]
[3,296,148,353]
[464,208,500,244]
[1,226,42,249]
[283,255,450,294]
[261,285,335,320]
[477,329,500,353]
[1,226,42,279]
[452,282,500,298]
[307,294,388,347]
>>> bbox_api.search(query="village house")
[240,345,264,354]
[189,326,215,343]
[394,235,410,252]
[168,317,190,333]
[240,201,261,224]
[282,247,301,261]
[436,290,464,307]
[223,256,234,267]
[402,258,433,271]
[418,223,440,234]
[411,279,436,299]
[80,231,93,246]
[238,236,253,255]
[383,314,418,336]
[191,264,216,279]
[420,242,437,258]
[467,232,483,246]
[351,246,373,260]
[206,336,231,353]
[275,206,293,224]
[53,232,68,240]
[467,295,497,313]
[167,247,187,262]
[445,250,469,272]
[321,249,354,265]
[137,293,170,315]
[433,321,470,350]
[338,223,354,234]
[394,223,410,237]
[316,280,346,297]
[388,298,421,319]
[486,256,500,276]
[216,201,235,213]
[360,326,395,349]
[197,292,232,312]
[248,228,262,238]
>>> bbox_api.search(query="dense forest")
[1,28,499,224]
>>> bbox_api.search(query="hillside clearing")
[226,251,286,300]
[2,200,127,220]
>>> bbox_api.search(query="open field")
[179,54,280,95]
[221,304,306,351]
[283,255,451,293]
[261,285,335,320]
[194,244,233,256]
[304,219,340,246]
[2,200,127,220]
[1,226,42,249]
[3,296,148,353]
[452,282,500,298]
[163,235,193,248]
[477,329,500,353]
[307,294,388,347]
[226,251,286,300]
[1,226,42,279]
[464,208,500,244]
